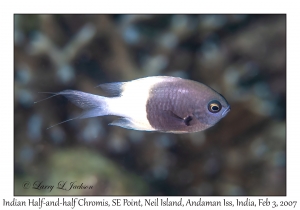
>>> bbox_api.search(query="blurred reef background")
[14,14,286,195]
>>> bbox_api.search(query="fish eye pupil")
[212,105,219,111]
[208,100,222,113]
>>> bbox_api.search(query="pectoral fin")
[164,110,193,126]
[183,116,193,126]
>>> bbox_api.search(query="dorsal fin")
[96,82,125,97]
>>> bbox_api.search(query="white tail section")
[35,90,111,129]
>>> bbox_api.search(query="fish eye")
[208,100,222,113]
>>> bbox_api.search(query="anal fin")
[109,118,153,131]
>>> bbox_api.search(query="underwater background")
[14,14,286,195]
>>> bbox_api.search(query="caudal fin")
[35,90,109,129]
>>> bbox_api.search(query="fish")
[36,76,230,133]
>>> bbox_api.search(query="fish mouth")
[222,105,231,117]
